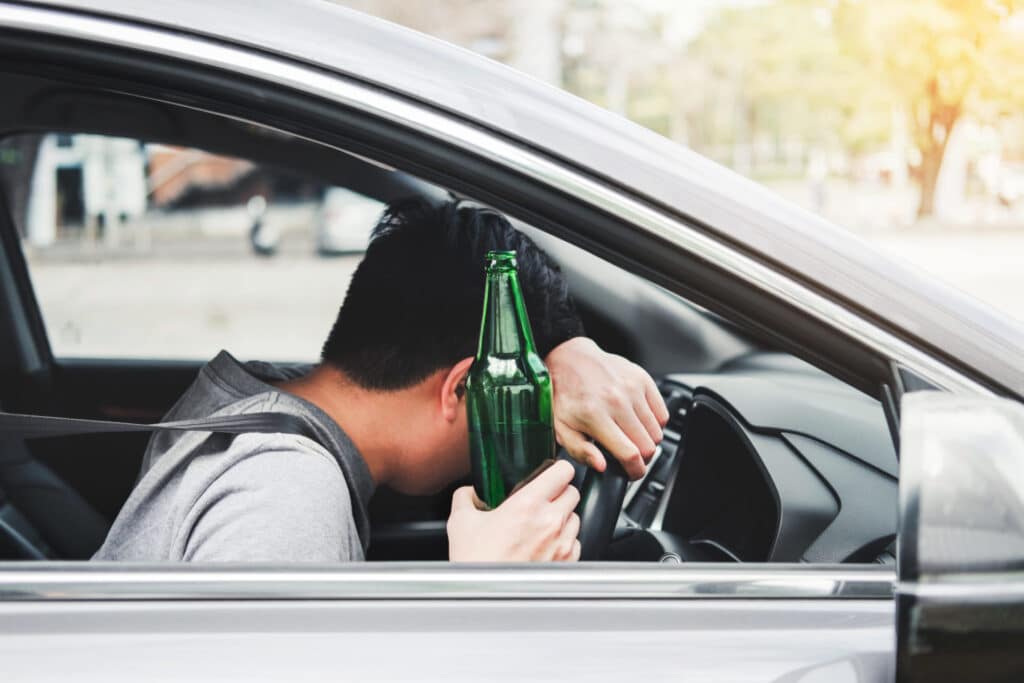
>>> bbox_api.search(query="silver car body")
[0,1,1013,680]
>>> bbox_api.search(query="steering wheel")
[574,449,630,561]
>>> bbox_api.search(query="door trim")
[0,563,894,601]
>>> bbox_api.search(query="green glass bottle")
[466,250,555,508]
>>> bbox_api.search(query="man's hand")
[545,337,669,480]
[448,460,581,562]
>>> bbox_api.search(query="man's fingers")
[588,413,643,462]
[450,486,473,512]
[614,409,657,460]
[643,374,670,427]
[551,483,581,521]
[451,485,488,512]
[555,424,607,472]
[564,408,655,477]
[589,414,646,479]
[553,512,581,561]
[634,396,665,451]
[520,459,576,501]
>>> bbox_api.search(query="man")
[94,199,668,562]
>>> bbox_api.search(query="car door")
[0,565,895,682]
[0,3,1000,680]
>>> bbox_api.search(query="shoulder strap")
[0,410,319,443]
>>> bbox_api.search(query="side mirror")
[897,392,1024,683]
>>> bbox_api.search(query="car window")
[0,133,384,361]
[0,127,895,570]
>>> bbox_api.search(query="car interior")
[0,67,899,565]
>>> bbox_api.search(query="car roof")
[19,0,1024,396]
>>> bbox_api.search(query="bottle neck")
[476,267,539,359]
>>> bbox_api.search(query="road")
[29,243,362,362]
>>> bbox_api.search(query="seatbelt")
[0,410,319,442]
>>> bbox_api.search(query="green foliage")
[839,0,1024,214]
[682,0,1024,215]
[687,0,882,151]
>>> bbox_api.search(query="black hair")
[321,198,584,390]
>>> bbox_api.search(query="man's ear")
[440,356,474,422]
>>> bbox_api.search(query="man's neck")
[275,365,410,486]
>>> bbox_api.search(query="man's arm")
[545,337,670,480]
[521,247,669,480]
[180,442,355,562]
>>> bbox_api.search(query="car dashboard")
[612,353,899,565]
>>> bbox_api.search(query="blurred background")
[1,0,1022,362]
[339,0,1024,321]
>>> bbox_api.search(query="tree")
[838,0,1024,218]
[338,0,1024,219]
[684,1,885,172]
[686,0,1024,218]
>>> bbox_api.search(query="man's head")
[320,199,581,494]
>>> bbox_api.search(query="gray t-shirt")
[93,350,375,562]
